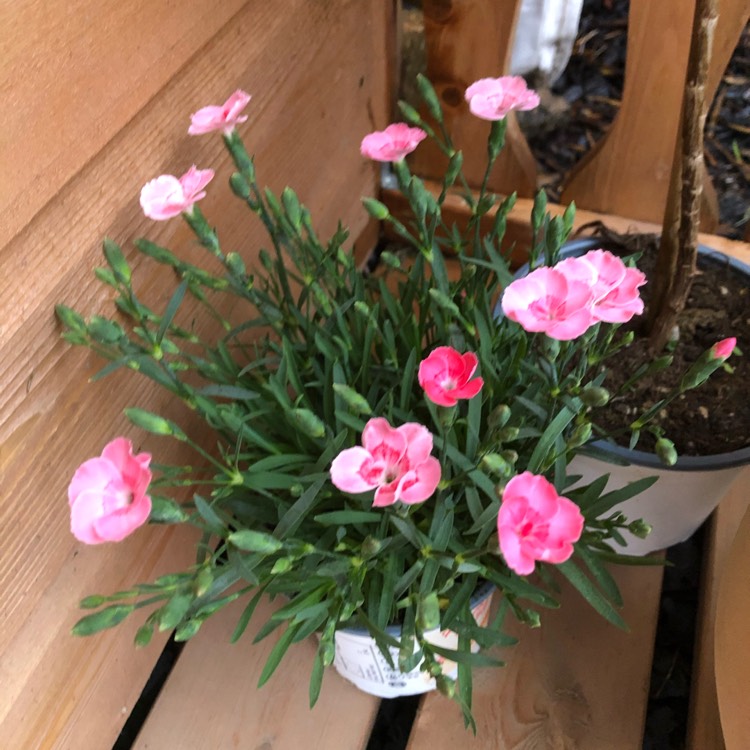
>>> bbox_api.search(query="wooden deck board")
[134,597,381,750]
[407,564,663,749]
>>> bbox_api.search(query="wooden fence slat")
[134,597,381,750]
[687,469,750,750]
[0,1,390,746]
[0,0,248,250]
[561,0,750,229]
[409,0,538,197]
[407,564,663,749]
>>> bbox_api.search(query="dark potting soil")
[584,231,750,457]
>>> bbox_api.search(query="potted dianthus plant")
[57,77,736,727]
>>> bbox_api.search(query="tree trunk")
[647,0,718,351]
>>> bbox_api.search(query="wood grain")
[409,0,538,197]
[407,564,664,749]
[0,1,390,747]
[713,487,750,750]
[0,0,248,249]
[687,469,750,750]
[561,0,749,229]
[134,596,381,750]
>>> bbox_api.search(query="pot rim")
[517,236,750,472]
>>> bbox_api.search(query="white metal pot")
[332,583,494,698]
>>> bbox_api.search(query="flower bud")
[655,437,678,467]
[628,519,653,539]
[501,450,519,465]
[361,197,390,221]
[480,453,512,477]
[229,172,251,199]
[290,408,326,439]
[417,592,441,631]
[361,536,382,558]
[436,675,456,698]
[498,426,519,442]
[567,422,593,449]
[488,404,511,429]
[580,386,610,408]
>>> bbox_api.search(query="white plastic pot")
[332,583,494,698]
[569,448,748,555]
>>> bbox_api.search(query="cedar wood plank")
[0,1,390,747]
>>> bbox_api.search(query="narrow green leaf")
[230,588,266,643]
[72,604,135,636]
[228,530,283,554]
[156,279,188,344]
[309,650,325,707]
[257,623,300,687]
[556,559,627,629]
[193,494,226,534]
[313,510,381,526]
[158,592,193,631]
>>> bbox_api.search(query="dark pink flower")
[139,166,214,221]
[360,123,427,162]
[497,472,584,575]
[712,337,737,360]
[68,438,152,544]
[556,250,646,323]
[418,346,484,407]
[501,266,596,340]
[188,89,251,136]
[464,76,540,121]
[330,417,441,507]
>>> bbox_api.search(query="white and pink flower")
[501,266,596,340]
[68,438,152,544]
[330,417,441,507]
[139,166,214,221]
[188,89,251,136]
[464,76,540,121]
[360,123,427,162]
[497,472,584,576]
[556,250,646,323]
[418,346,484,407]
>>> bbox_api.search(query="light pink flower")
[464,76,540,121]
[501,266,596,340]
[330,417,441,507]
[360,123,427,162]
[139,166,214,221]
[418,346,484,407]
[556,250,646,323]
[188,89,251,135]
[68,438,152,544]
[712,337,737,360]
[497,472,584,576]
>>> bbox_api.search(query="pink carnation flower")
[68,438,152,544]
[188,89,251,136]
[556,250,646,323]
[330,417,441,507]
[711,337,737,360]
[418,346,484,407]
[360,123,427,162]
[497,472,584,576]
[464,76,540,121]
[501,266,596,340]
[139,166,214,221]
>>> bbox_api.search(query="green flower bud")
[417,592,441,631]
[271,557,293,574]
[580,386,611,408]
[225,252,246,278]
[333,383,372,415]
[380,251,401,269]
[360,536,382,558]
[290,408,326,439]
[628,519,653,539]
[501,450,519,465]
[435,675,456,698]
[229,172,251,199]
[480,452,512,477]
[488,404,511,430]
[361,197,390,221]
[655,437,678,467]
[568,422,593,449]
[498,426,520,442]
[193,566,213,597]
